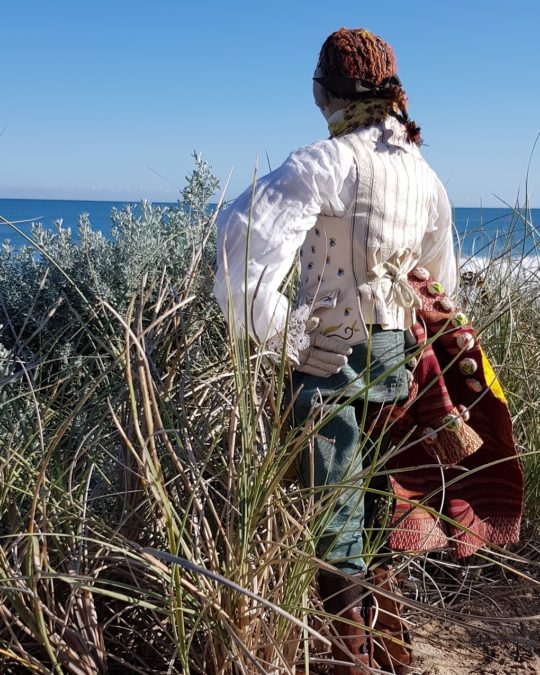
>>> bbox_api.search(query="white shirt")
[214,115,456,342]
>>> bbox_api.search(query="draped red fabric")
[373,272,523,558]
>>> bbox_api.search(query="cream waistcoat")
[296,132,435,345]
[214,116,456,347]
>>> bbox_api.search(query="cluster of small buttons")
[412,269,485,449]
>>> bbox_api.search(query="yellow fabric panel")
[480,348,508,405]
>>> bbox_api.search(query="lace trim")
[266,305,311,365]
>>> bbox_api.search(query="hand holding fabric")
[294,317,352,377]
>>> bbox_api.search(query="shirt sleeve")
[418,173,457,295]
[213,139,356,342]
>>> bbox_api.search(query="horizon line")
[1,196,539,210]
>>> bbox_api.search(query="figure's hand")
[294,317,352,377]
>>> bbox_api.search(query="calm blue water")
[0,198,538,258]
[0,199,169,249]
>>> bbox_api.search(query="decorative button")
[428,281,444,295]
[337,268,345,276]
[442,413,462,431]
[457,404,471,422]
[466,378,483,393]
[315,228,320,237]
[422,427,438,444]
[456,332,475,351]
[329,238,336,247]
[439,297,454,312]
[407,356,418,369]
[459,357,478,375]
[451,313,468,327]
[413,267,429,280]
[326,257,331,264]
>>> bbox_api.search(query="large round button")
[466,378,483,393]
[459,357,478,375]
[456,332,475,351]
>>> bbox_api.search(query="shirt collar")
[346,114,418,154]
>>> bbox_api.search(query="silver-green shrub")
[0,153,220,366]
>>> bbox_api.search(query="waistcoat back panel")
[297,127,433,344]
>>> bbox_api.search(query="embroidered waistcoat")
[296,131,433,345]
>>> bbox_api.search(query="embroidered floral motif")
[322,322,344,335]
[325,320,364,341]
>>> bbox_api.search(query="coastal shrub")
[0,154,223,475]
[0,152,220,368]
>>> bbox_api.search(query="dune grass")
[0,159,538,673]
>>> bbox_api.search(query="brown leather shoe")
[370,566,413,674]
[318,573,379,674]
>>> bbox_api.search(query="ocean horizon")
[1,197,539,259]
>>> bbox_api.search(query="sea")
[0,198,539,262]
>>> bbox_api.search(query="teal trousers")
[291,327,408,574]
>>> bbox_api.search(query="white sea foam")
[459,254,540,290]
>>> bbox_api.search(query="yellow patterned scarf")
[328,98,400,138]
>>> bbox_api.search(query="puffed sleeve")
[213,139,355,342]
[418,173,457,295]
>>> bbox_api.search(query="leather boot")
[370,566,413,675]
[318,572,379,674]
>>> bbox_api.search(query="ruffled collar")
[355,115,417,154]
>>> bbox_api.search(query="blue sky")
[1,0,539,206]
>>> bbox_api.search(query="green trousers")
[291,327,408,574]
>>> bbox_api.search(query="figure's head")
[315,28,397,97]
[313,28,420,144]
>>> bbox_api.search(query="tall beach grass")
[0,157,538,673]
